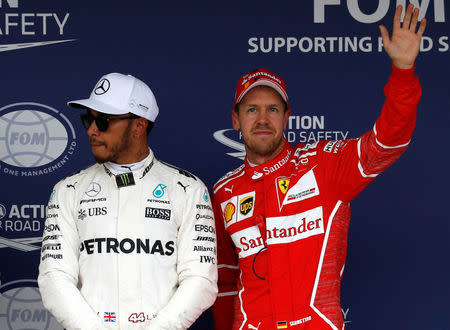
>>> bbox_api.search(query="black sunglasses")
[80,113,140,132]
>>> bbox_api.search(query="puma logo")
[177,181,189,192]
[248,322,261,330]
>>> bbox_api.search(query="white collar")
[107,148,152,174]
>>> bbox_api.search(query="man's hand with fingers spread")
[379,4,427,69]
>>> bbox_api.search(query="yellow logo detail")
[224,203,236,222]
[239,196,254,216]
[278,179,290,194]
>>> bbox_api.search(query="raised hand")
[379,4,427,69]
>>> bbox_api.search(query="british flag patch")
[104,312,116,322]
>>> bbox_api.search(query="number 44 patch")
[128,312,145,323]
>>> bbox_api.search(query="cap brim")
[67,99,128,116]
[237,80,288,105]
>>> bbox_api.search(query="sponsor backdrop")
[0,0,448,329]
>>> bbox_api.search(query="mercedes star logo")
[85,182,101,197]
[94,79,110,95]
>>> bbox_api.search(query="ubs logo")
[239,197,253,216]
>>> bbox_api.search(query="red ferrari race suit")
[211,67,421,330]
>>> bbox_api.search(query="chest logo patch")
[239,196,254,216]
[153,184,167,198]
[221,191,256,229]
[275,176,291,211]
[282,168,319,206]
[224,203,236,222]
[278,179,290,194]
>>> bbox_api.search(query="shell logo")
[224,203,236,222]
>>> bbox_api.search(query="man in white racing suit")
[38,73,218,329]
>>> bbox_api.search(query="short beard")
[242,130,284,160]
[247,138,281,158]
[93,121,132,164]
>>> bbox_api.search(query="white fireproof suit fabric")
[38,149,218,330]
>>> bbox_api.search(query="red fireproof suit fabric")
[212,67,421,330]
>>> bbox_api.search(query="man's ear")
[134,118,148,137]
[232,109,240,130]
[283,109,291,130]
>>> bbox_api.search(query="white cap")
[68,73,159,122]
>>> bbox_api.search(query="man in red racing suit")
[212,5,426,330]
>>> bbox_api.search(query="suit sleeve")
[148,180,218,330]
[319,65,422,202]
[38,180,106,330]
[211,193,240,330]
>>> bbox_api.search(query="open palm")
[379,4,427,69]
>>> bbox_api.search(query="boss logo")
[145,207,171,220]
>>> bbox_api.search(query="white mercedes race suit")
[38,149,218,330]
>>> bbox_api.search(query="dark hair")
[146,120,154,136]
[126,113,153,136]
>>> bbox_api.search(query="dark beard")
[93,122,132,164]
[244,131,284,160]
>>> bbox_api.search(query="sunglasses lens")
[80,113,110,132]
[95,117,109,132]
[80,114,92,129]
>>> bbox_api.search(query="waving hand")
[379,4,427,69]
